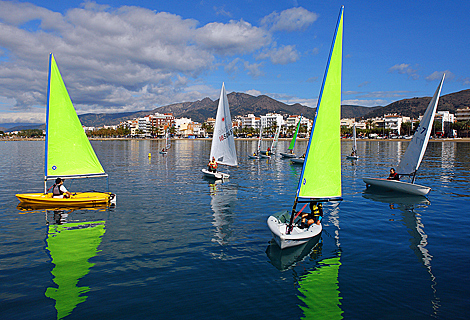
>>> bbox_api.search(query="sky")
[0,0,469,124]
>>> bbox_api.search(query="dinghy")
[346,123,359,160]
[202,83,237,179]
[280,116,302,158]
[248,126,264,159]
[290,157,305,165]
[268,7,344,249]
[261,125,281,155]
[16,54,116,206]
[363,74,445,196]
[159,128,170,154]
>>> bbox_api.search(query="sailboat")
[261,124,281,155]
[346,122,359,160]
[268,6,343,249]
[280,116,302,158]
[15,54,116,206]
[249,126,270,159]
[201,83,237,179]
[159,128,170,154]
[363,74,445,196]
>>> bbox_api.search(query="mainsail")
[210,83,237,166]
[296,6,343,201]
[397,74,445,178]
[352,123,357,154]
[271,125,281,150]
[45,54,106,180]
[288,116,302,151]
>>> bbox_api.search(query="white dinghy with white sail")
[363,74,445,196]
[202,83,237,179]
[268,7,344,249]
[346,123,359,160]
[261,125,281,156]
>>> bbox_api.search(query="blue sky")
[0,0,468,123]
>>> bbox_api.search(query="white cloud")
[260,7,318,32]
[389,63,419,79]
[257,45,300,65]
[425,70,453,81]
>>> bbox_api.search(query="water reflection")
[266,202,343,319]
[362,190,440,317]
[44,209,107,319]
[208,180,238,248]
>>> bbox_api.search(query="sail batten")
[45,54,106,180]
[296,6,343,201]
[397,74,445,176]
[210,83,237,166]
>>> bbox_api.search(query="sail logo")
[219,128,233,142]
[52,166,57,170]
[303,178,306,185]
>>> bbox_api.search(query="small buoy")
[148,153,151,158]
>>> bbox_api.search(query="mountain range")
[2,88,469,132]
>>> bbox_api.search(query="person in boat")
[350,149,357,157]
[267,147,271,156]
[208,157,218,173]
[300,202,323,228]
[387,168,400,180]
[52,178,72,198]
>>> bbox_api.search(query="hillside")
[2,88,469,131]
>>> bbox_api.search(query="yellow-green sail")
[298,254,343,319]
[45,220,106,320]
[45,54,106,180]
[288,116,302,151]
[297,7,343,201]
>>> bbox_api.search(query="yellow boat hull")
[15,192,115,207]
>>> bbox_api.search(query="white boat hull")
[290,158,304,165]
[260,154,271,159]
[201,168,229,180]
[346,155,358,160]
[267,212,322,249]
[280,152,296,158]
[363,177,431,196]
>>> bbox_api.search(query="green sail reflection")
[298,254,343,319]
[45,220,106,319]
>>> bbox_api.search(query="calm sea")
[1,139,469,319]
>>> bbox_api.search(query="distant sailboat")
[261,124,281,155]
[268,6,344,249]
[201,83,237,179]
[16,54,116,207]
[363,74,445,196]
[280,116,302,158]
[159,128,170,154]
[346,123,359,160]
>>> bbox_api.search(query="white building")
[242,114,260,129]
[261,113,284,129]
[384,114,403,135]
[455,107,470,121]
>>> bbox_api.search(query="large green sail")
[297,7,343,201]
[45,54,106,180]
[288,116,302,151]
[45,220,106,320]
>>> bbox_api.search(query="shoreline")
[3,137,470,142]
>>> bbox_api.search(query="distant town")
[2,107,470,139]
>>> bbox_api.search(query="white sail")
[397,74,445,176]
[210,83,237,166]
[257,126,263,153]
[271,125,281,150]
[352,123,357,153]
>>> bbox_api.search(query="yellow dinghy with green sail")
[16,54,116,206]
